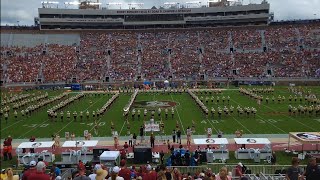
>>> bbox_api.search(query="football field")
[1,86,320,140]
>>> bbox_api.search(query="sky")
[1,0,320,26]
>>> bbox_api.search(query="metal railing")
[172,164,307,175]
[60,168,73,180]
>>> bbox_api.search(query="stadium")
[0,0,320,179]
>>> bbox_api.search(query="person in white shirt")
[88,164,102,180]
[108,166,124,180]
[207,127,212,138]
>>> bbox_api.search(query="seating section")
[1,24,320,83]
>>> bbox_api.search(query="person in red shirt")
[78,160,85,171]
[7,136,12,146]
[118,160,131,180]
[6,135,13,160]
[29,136,36,153]
[235,162,244,177]
[22,161,37,180]
[123,142,129,150]
[143,165,157,180]
[28,161,50,180]
[136,166,146,179]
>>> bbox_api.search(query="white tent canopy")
[62,140,98,147]
[234,138,270,145]
[193,138,229,145]
[18,141,55,149]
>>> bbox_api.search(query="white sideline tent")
[193,138,229,161]
[234,138,272,161]
[234,138,271,145]
[193,138,229,145]
[18,141,55,149]
[288,132,320,151]
[62,140,98,147]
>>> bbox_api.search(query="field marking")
[255,114,287,134]
[1,119,24,131]
[230,98,287,134]
[118,119,127,136]
[18,119,50,139]
[261,103,319,132]
[204,118,218,134]
[1,93,68,132]
[231,117,253,134]
[276,89,320,129]
[55,95,107,135]
[170,94,186,135]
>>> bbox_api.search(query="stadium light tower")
[128,3,144,9]
[106,3,122,9]
[41,1,59,8]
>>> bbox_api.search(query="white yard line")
[255,114,287,134]
[2,93,66,131]
[18,119,50,139]
[55,95,106,134]
[230,98,287,134]
[118,120,127,136]
[205,118,218,134]
[262,103,319,132]
[231,117,253,134]
[170,94,186,135]
[275,89,320,130]
[1,119,24,131]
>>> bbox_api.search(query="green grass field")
[1,86,320,139]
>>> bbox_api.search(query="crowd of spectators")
[140,32,170,80]
[232,29,262,50]
[1,24,319,83]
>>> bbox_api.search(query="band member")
[4,112,8,124]
[160,120,165,133]
[73,111,77,122]
[111,121,115,131]
[165,108,168,120]
[144,108,147,120]
[131,109,136,120]
[54,111,58,122]
[137,109,141,120]
[80,111,83,121]
[60,111,64,122]
[171,107,174,119]
[158,108,161,119]
[192,120,196,133]
[67,111,71,121]
[92,110,95,120]
[14,110,18,121]
[210,107,215,119]
[86,110,90,121]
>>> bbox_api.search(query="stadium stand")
[1,24,320,83]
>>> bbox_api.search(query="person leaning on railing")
[302,158,320,180]
[286,157,303,180]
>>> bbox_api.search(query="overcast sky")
[1,0,319,26]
